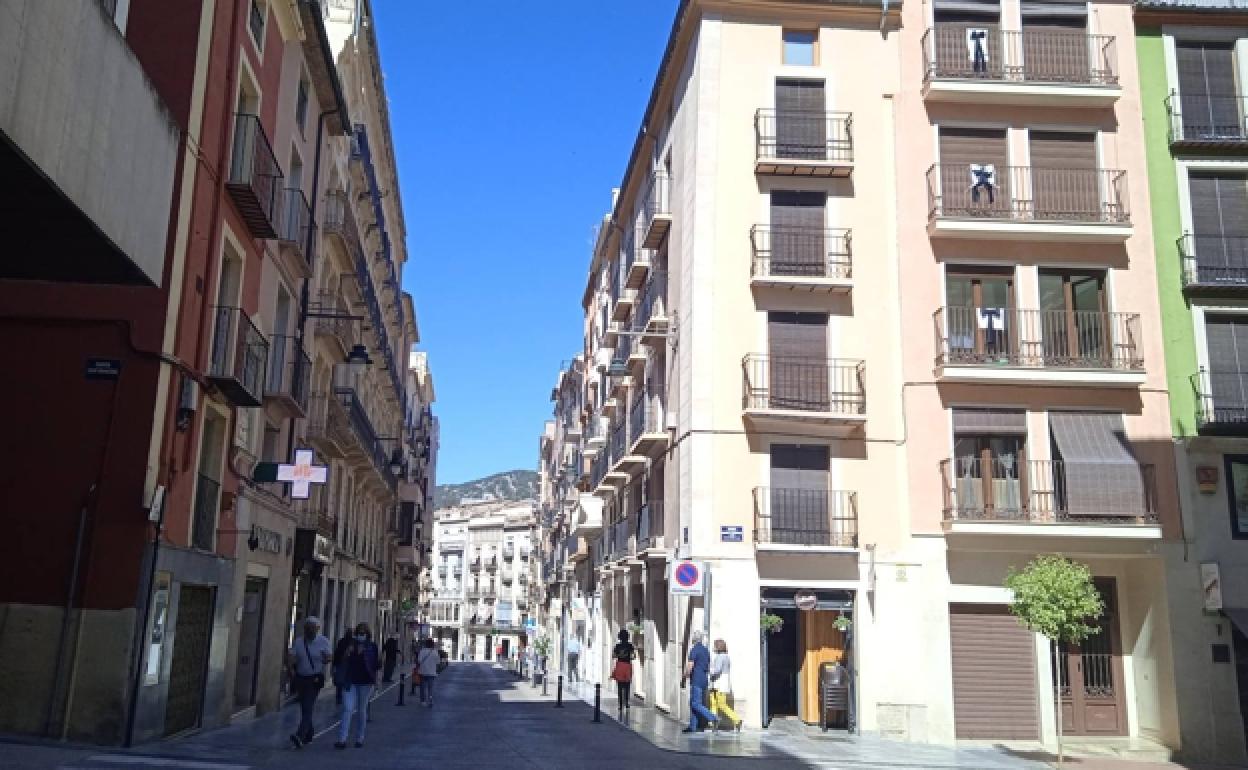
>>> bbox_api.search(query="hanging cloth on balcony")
[966,28,990,71]
[969,164,996,204]
[1048,412,1145,518]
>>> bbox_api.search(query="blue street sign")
[721,526,744,542]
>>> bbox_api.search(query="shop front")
[760,587,854,730]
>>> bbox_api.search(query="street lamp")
[347,344,372,377]
[389,448,404,476]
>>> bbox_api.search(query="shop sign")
[313,534,334,564]
[144,572,172,685]
[1197,466,1219,494]
[276,449,328,499]
[670,560,705,597]
[379,599,394,611]
[249,525,282,555]
[794,590,818,612]
[720,525,744,542]
[1202,562,1223,611]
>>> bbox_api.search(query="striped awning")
[1021,0,1088,16]
[1049,412,1143,517]
[953,408,1027,436]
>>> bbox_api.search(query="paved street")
[0,663,1229,770]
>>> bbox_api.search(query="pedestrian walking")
[681,630,719,733]
[332,628,353,705]
[382,636,401,683]
[335,623,379,749]
[287,616,332,749]
[565,636,582,683]
[709,638,741,732]
[610,629,636,718]
[416,638,440,707]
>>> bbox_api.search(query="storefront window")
[1224,455,1248,537]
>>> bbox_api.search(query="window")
[945,267,1015,363]
[784,30,817,65]
[296,77,310,134]
[249,0,266,49]
[951,408,1028,518]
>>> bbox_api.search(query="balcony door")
[939,127,1009,217]
[930,2,1003,79]
[1020,2,1089,83]
[946,267,1015,363]
[952,410,1028,519]
[1177,41,1242,141]
[775,79,826,160]
[770,191,827,276]
[1205,315,1248,424]
[1057,577,1126,735]
[1029,131,1098,221]
[1188,174,1248,285]
[1039,270,1107,366]
[769,445,831,545]
[768,312,828,411]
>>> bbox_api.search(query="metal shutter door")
[776,80,826,160]
[1189,175,1248,283]
[771,191,826,276]
[768,312,828,410]
[950,605,1040,740]
[1177,42,1241,140]
[939,128,1008,216]
[1029,131,1097,221]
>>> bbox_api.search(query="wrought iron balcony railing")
[277,187,315,267]
[1180,234,1248,290]
[336,388,397,488]
[1194,369,1248,431]
[926,164,1129,224]
[941,458,1158,524]
[755,109,853,165]
[208,306,269,407]
[265,334,312,415]
[308,391,352,456]
[628,385,665,448]
[741,355,866,415]
[634,271,669,333]
[226,114,283,238]
[753,487,857,547]
[638,501,665,551]
[922,27,1118,86]
[751,225,851,280]
[642,170,672,249]
[1167,91,1248,145]
[933,307,1144,371]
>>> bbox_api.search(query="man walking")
[681,630,719,734]
[566,636,582,683]
[288,616,332,749]
[382,635,401,683]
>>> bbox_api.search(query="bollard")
[555,675,564,708]
[593,683,602,723]
[542,669,548,696]
[397,673,405,706]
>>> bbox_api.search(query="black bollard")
[555,675,564,708]
[542,669,548,696]
[593,683,601,723]
[397,673,405,706]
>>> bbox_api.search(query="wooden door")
[798,610,846,723]
[164,585,214,736]
[1058,578,1127,735]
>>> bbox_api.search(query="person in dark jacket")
[381,636,401,683]
[610,629,636,719]
[335,623,380,749]
[332,629,353,705]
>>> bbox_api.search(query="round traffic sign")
[674,562,700,587]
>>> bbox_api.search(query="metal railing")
[336,388,396,488]
[643,170,671,231]
[308,390,351,452]
[591,450,608,489]
[629,385,665,447]
[1179,234,1248,288]
[277,187,315,266]
[209,306,269,406]
[1166,92,1248,144]
[638,501,664,550]
[755,109,853,163]
[608,419,627,468]
[249,0,265,43]
[754,487,857,547]
[940,458,1158,523]
[265,334,312,412]
[503,544,515,560]
[922,27,1118,86]
[608,517,634,560]
[926,164,1130,224]
[1193,369,1248,429]
[192,474,221,551]
[742,355,866,414]
[751,225,851,280]
[634,270,668,331]
[226,114,283,237]
[933,307,1143,371]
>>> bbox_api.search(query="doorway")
[765,607,800,720]
[233,577,267,710]
[1057,577,1127,735]
[501,638,511,659]
[164,585,215,736]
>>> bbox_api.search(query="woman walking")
[416,638,440,707]
[610,629,636,718]
[335,623,379,749]
[709,638,742,732]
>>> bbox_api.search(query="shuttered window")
[1021,8,1087,83]
[768,312,829,411]
[1189,175,1248,283]
[931,2,1002,80]
[1177,42,1241,140]
[939,127,1009,216]
[1028,131,1098,221]
[1206,316,1248,417]
[950,605,1040,740]
[775,80,826,160]
[769,445,831,545]
[770,191,826,276]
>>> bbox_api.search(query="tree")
[1005,555,1104,768]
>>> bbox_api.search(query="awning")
[954,408,1027,436]
[760,588,854,611]
[1049,412,1144,517]
[933,0,1001,14]
[1021,0,1087,17]
[1224,608,1248,636]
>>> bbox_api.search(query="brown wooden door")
[1058,578,1127,735]
[798,610,846,723]
[950,604,1040,740]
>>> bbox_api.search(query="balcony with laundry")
[741,355,866,437]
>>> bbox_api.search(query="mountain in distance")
[434,469,539,509]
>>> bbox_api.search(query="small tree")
[1005,555,1104,768]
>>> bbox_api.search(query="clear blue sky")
[375,1,676,484]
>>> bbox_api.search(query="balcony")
[635,271,670,344]
[753,488,858,550]
[642,170,672,248]
[1194,369,1248,435]
[750,226,851,293]
[741,355,866,437]
[941,458,1161,537]
[933,307,1145,387]
[308,391,352,458]
[1180,234,1248,296]
[277,187,315,272]
[310,291,356,355]
[191,473,221,552]
[628,385,668,458]
[922,27,1120,106]
[336,388,397,488]
[755,109,853,177]
[501,569,514,584]
[606,420,631,483]
[264,334,312,417]
[1167,92,1248,148]
[612,286,638,322]
[486,555,499,572]
[208,306,269,407]
[926,164,1131,242]
[438,565,448,578]
[503,543,515,560]
[470,556,482,573]
[637,501,666,555]
[226,114,283,238]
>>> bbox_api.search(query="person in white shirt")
[416,638,441,707]
[565,636,582,683]
[288,616,333,748]
[709,638,742,732]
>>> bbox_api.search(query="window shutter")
[770,191,827,276]
[775,80,826,160]
[1028,131,1097,220]
[1177,42,1240,140]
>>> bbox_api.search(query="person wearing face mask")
[335,623,379,749]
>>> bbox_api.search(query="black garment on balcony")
[1048,412,1142,518]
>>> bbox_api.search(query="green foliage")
[760,612,785,635]
[1005,555,1104,644]
[533,635,551,658]
[833,614,852,632]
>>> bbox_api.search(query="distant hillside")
[434,469,538,509]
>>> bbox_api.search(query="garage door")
[950,604,1040,740]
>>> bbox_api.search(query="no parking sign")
[670,560,706,597]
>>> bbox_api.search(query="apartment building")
[0,0,433,745]
[1137,0,1248,763]
[431,507,468,656]
[536,0,1182,753]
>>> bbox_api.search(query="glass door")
[953,435,1027,518]
[946,269,1015,364]
[1039,270,1107,366]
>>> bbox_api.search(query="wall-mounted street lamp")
[347,344,372,377]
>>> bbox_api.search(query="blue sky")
[375,1,675,484]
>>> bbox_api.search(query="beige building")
[538,0,1181,754]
